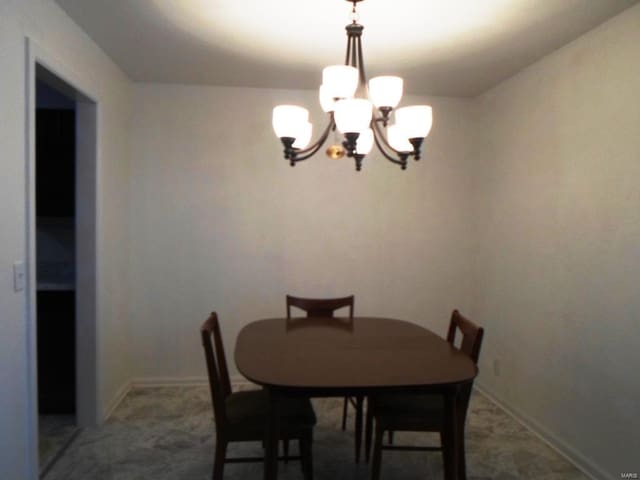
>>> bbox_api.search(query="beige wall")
[128,84,477,380]
[0,0,132,477]
[472,4,640,477]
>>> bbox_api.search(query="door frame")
[25,37,101,476]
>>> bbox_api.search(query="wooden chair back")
[446,309,484,422]
[286,295,355,318]
[201,312,232,432]
[447,310,484,364]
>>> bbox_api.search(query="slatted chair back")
[201,312,233,432]
[446,309,484,423]
[286,295,355,319]
[447,309,484,363]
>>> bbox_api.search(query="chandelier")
[272,0,433,172]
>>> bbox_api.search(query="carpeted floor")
[43,385,589,480]
[39,415,78,476]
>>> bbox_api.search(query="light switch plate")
[13,261,26,292]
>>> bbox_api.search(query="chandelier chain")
[350,3,360,24]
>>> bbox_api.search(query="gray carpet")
[43,385,589,480]
[39,415,78,475]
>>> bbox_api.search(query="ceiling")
[55,0,638,97]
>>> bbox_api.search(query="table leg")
[265,388,280,480]
[454,387,468,480]
[443,388,460,480]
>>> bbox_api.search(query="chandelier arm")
[290,117,335,162]
[356,34,367,87]
[352,36,358,67]
[349,34,357,67]
[371,117,411,158]
[373,132,405,166]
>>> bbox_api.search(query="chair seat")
[372,393,444,431]
[225,389,317,433]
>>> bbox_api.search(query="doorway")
[35,78,78,475]
[27,46,99,479]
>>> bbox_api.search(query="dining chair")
[201,312,316,480]
[286,294,355,319]
[365,309,484,480]
[285,294,364,462]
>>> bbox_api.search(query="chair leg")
[365,397,373,463]
[388,430,394,444]
[212,439,227,480]
[371,423,384,480]
[341,396,349,431]
[440,431,453,480]
[283,438,289,464]
[300,430,313,480]
[354,395,364,463]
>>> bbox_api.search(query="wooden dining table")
[235,316,477,480]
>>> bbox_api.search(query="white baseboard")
[130,376,208,387]
[474,383,609,480]
[103,376,253,420]
[128,375,252,388]
[103,380,132,421]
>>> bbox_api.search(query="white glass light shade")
[395,105,433,139]
[356,128,374,155]
[322,65,359,99]
[292,122,312,149]
[388,124,413,152]
[272,105,309,139]
[319,84,335,112]
[369,76,403,108]
[334,99,373,134]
